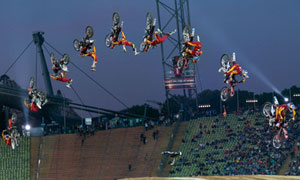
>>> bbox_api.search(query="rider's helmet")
[287,103,296,112]
[11,113,17,124]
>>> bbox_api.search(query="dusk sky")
[1,0,300,117]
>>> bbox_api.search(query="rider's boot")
[91,61,97,71]
[283,128,288,139]
[134,49,140,56]
[169,29,177,36]
[66,79,72,88]
[123,45,127,53]
[230,86,234,97]
[157,28,162,34]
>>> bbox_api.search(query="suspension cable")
[35,46,38,87]
[44,40,129,108]
[71,86,93,117]
[4,40,34,74]
[43,44,93,117]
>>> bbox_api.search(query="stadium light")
[284,97,289,102]
[293,94,300,97]
[246,99,258,103]
[198,104,211,108]
[25,124,31,131]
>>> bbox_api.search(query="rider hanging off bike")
[105,12,139,56]
[267,97,296,139]
[140,12,176,52]
[219,52,248,101]
[172,26,202,77]
[181,26,203,64]
[24,77,48,112]
[49,52,72,88]
[2,113,20,149]
[73,26,98,71]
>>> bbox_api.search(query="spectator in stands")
[171,114,299,176]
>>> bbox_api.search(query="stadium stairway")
[162,121,189,177]
[278,141,300,175]
[151,125,175,176]
[127,126,173,178]
[30,136,41,179]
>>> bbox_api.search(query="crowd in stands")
[170,114,300,176]
[285,136,300,175]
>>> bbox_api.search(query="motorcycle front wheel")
[113,12,120,25]
[73,39,80,51]
[105,34,113,48]
[221,86,230,102]
[85,26,94,39]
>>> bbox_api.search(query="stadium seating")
[0,136,30,180]
[169,114,290,177]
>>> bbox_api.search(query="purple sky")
[1,0,300,117]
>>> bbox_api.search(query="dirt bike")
[176,25,201,73]
[28,77,48,109]
[220,54,242,102]
[50,52,70,73]
[73,26,94,52]
[105,12,121,48]
[140,12,154,52]
[262,102,291,149]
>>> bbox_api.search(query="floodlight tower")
[32,32,54,96]
[155,0,198,115]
